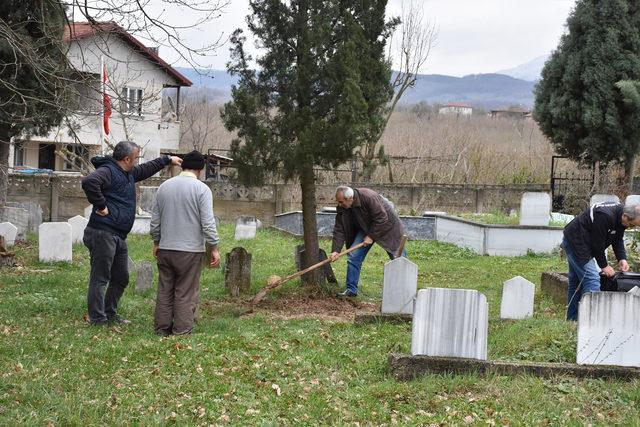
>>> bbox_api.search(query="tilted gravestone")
[127,256,136,273]
[381,257,418,315]
[67,215,89,244]
[411,288,488,360]
[234,216,259,240]
[139,186,158,214]
[1,206,28,241]
[224,247,252,296]
[7,201,42,234]
[519,192,551,226]
[577,292,640,367]
[0,222,18,247]
[590,194,620,206]
[39,222,72,262]
[500,276,535,319]
[135,261,154,292]
[295,244,337,285]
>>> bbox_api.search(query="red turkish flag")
[103,64,111,135]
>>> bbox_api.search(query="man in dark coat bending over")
[330,185,405,297]
[563,202,640,321]
[81,141,182,325]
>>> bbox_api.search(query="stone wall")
[7,174,550,223]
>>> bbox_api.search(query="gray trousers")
[154,249,204,335]
[83,226,129,323]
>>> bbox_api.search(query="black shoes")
[336,290,358,298]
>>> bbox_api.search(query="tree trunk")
[300,165,320,286]
[0,140,10,206]
[625,153,636,195]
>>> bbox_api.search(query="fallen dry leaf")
[272,383,282,396]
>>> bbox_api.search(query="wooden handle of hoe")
[395,235,407,258]
[251,241,367,305]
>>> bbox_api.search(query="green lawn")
[1,224,638,425]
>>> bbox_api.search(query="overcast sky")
[161,0,577,76]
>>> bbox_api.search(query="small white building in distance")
[438,102,473,116]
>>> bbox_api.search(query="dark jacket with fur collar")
[331,188,404,254]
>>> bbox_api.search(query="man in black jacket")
[563,202,640,320]
[81,141,182,325]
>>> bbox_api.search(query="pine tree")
[534,0,640,191]
[222,0,396,284]
[0,0,69,205]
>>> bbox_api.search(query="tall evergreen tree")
[534,0,640,192]
[222,0,396,284]
[0,0,69,205]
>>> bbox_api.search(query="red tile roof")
[64,22,192,87]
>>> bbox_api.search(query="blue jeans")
[563,238,600,321]
[345,231,406,294]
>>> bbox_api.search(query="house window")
[121,87,144,115]
[63,144,89,171]
[14,142,26,167]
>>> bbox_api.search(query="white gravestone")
[235,216,258,240]
[625,195,640,206]
[0,222,18,247]
[84,205,94,220]
[39,222,72,262]
[577,292,640,367]
[500,276,535,319]
[627,286,640,297]
[130,215,151,235]
[381,257,418,315]
[519,192,551,226]
[590,194,620,206]
[67,215,88,244]
[411,288,488,360]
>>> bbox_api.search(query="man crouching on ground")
[150,150,221,336]
[82,141,182,326]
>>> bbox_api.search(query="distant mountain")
[176,67,536,109]
[396,73,536,109]
[496,54,549,82]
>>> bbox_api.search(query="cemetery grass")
[1,225,639,426]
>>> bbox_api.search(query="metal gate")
[550,156,596,212]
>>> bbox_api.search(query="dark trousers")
[83,226,129,323]
[154,249,204,335]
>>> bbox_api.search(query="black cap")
[182,150,205,171]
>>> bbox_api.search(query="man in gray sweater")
[150,150,221,336]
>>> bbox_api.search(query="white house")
[438,102,473,116]
[9,22,191,172]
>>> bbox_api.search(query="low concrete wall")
[7,174,554,224]
[273,211,436,240]
[275,211,564,256]
[435,216,485,253]
[433,215,563,256]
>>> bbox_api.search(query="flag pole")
[100,55,105,155]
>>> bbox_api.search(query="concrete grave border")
[388,353,640,381]
[273,211,563,256]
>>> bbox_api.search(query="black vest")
[88,160,136,238]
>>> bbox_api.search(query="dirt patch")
[201,294,379,322]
